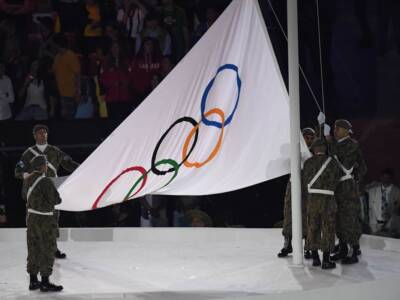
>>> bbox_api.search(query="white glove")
[324,124,331,136]
[317,112,326,125]
[23,173,30,179]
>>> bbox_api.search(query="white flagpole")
[287,0,303,265]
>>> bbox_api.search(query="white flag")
[57,0,309,211]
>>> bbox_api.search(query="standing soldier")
[278,127,315,258]
[15,124,79,259]
[329,119,367,264]
[303,139,341,269]
[26,155,63,292]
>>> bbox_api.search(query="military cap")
[334,119,353,134]
[302,127,316,136]
[33,124,49,134]
[31,155,47,170]
[310,138,326,150]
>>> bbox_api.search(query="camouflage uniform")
[330,137,367,246]
[282,180,308,238]
[15,144,79,235]
[303,153,341,252]
[25,167,62,276]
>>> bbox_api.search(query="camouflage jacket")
[329,137,367,183]
[302,154,341,198]
[25,172,61,212]
[15,144,79,179]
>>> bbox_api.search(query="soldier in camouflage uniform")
[25,155,63,292]
[329,120,367,264]
[15,124,79,258]
[278,128,315,258]
[303,139,341,269]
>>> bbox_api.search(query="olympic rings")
[182,108,225,168]
[124,159,179,201]
[92,64,242,209]
[92,166,147,209]
[151,117,199,175]
[200,64,241,129]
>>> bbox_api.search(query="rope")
[266,0,323,113]
[316,0,326,114]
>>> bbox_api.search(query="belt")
[308,188,334,196]
[27,208,54,216]
[339,174,354,182]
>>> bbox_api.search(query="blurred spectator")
[0,18,23,82]
[75,59,95,119]
[378,0,400,56]
[100,42,132,119]
[16,60,49,120]
[52,34,81,119]
[0,61,15,121]
[140,13,171,56]
[89,46,107,117]
[37,17,58,61]
[151,55,174,88]
[184,209,212,227]
[117,0,147,54]
[140,194,168,227]
[83,0,103,55]
[192,6,218,45]
[365,169,400,236]
[130,37,161,103]
[53,0,87,36]
[104,21,121,44]
[158,0,189,62]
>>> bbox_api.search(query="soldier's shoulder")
[47,145,62,152]
[22,147,35,156]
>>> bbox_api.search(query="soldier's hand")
[317,112,326,125]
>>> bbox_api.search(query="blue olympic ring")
[200,64,241,129]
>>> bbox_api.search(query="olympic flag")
[57,0,309,211]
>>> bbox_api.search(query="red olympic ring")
[92,166,147,209]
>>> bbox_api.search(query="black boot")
[55,249,66,259]
[304,250,313,260]
[29,274,41,291]
[278,237,292,258]
[331,242,348,261]
[341,246,359,265]
[312,250,321,266]
[40,276,63,292]
[322,252,336,269]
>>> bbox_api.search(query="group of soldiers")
[14,124,79,292]
[278,117,367,269]
[12,117,366,292]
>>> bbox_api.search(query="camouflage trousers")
[53,210,60,238]
[282,183,308,238]
[26,214,57,276]
[335,180,362,246]
[306,195,337,252]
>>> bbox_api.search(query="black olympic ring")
[151,117,199,175]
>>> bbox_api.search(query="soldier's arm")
[56,148,80,173]
[355,146,367,182]
[14,151,33,179]
[42,178,62,206]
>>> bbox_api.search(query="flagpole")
[287,0,303,265]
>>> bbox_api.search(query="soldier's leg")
[26,215,41,290]
[342,198,362,265]
[331,192,349,261]
[321,199,337,269]
[39,220,63,292]
[278,187,293,258]
[307,198,322,266]
[53,210,66,259]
